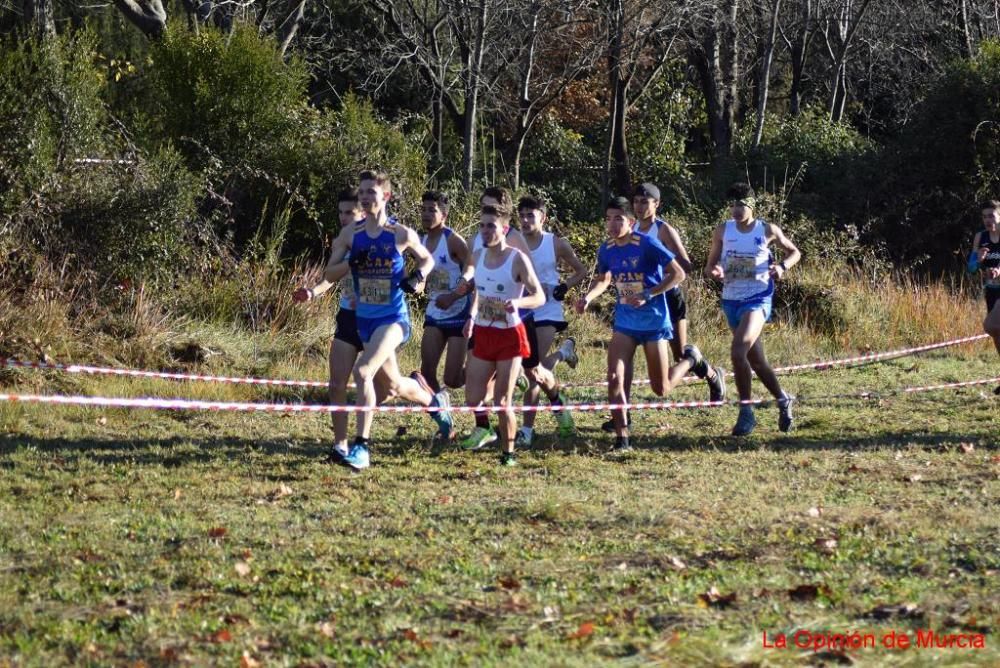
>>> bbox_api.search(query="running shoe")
[559,337,579,369]
[611,437,633,453]
[601,414,631,432]
[778,394,795,433]
[461,426,498,450]
[431,390,454,440]
[682,344,709,378]
[499,452,518,467]
[708,365,727,402]
[342,443,370,470]
[555,397,575,437]
[515,427,533,449]
[327,443,349,464]
[732,405,757,436]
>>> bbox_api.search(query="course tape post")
[1,376,997,415]
[1,334,989,390]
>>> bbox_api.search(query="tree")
[687,0,740,171]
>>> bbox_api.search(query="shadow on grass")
[0,432,439,468]
[0,423,995,469]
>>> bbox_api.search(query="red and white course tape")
[1,334,989,390]
[0,376,996,415]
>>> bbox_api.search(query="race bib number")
[725,256,759,282]
[427,268,451,293]
[358,278,391,305]
[615,280,644,302]
[479,296,508,322]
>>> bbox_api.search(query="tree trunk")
[461,1,488,192]
[752,0,782,148]
[113,0,167,38]
[604,0,631,198]
[277,0,307,58]
[693,0,739,171]
[23,0,56,37]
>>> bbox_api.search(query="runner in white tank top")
[705,182,801,437]
[515,195,589,447]
[461,201,545,466]
[416,191,474,394]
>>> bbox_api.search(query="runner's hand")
[708,264,725,282]
[455,277,472,296]
[979,246,990,262]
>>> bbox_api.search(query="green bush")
[520,116,602,223]
[0,31,107,210]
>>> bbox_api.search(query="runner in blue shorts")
[576,197,722,452]
[705,182,801,436]
[324,170,454,470]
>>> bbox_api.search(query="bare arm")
[704,224,726,281]
[623,259,685,307]
[398,225,435,278]
[555,236,589,289]
[513,250,546,311]
[766,223,801,279]
[321,226,354,285]
[659,223,693,273]
[575,268,612,313]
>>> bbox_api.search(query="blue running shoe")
[431,390,454,440]
[732,405,757,436]
[342,443,370,470]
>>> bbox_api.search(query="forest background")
[2,0,1000,363]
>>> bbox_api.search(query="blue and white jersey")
[596,233,675,333]
[351,225,408,321]
[721,219,773,303]
[979,229,1000,290]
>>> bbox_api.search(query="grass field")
[0,310,998,667]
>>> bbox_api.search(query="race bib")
[725,255,759,282]
[615,280,645,303]
[427,268,451,293]
[358,278,391,305]
[479,296,508,322]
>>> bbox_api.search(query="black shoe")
[601,414,632,432]
[778,395,795,433]
[499,452,518,467]
[707,365,727,402]
[326,445,348,465]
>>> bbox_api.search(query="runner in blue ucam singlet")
[576,197,720,452]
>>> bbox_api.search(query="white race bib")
[358,278,391,305]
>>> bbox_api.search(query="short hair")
[359,169,392,193]
[726,182,756,201]
[481,201,512,221]
[337,187,359,206]
[605,196,634,218]
[980,199,1000,211]
[517,195,546,213]
[421,190,450,215]
[481,186,513,211]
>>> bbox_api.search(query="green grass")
[1,323,998,667]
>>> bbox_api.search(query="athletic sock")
[545,386,562,404]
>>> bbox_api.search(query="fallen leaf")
[499,576,521,590]
[209,628,232,643]
[863,603,923,621]
[667,555,687,571]
[788,583,830,602]
[234,561,251,577]
[389,575,408,588]
[567,622,595,640]
[697,587,737,608]
[445,628,463,638]
[908,474,923,483]
[317,621,336,638]
[436,495,454,505]
[159,647,179,661]
[621,608,638,623]
[807,506,823,518]
[207,527,227,538]
[96,416,107,426]
[542,605,560,622]
[814,538,839,554]
[173,488,182,501]
[240,652,261,668]
[959,442,975,454]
